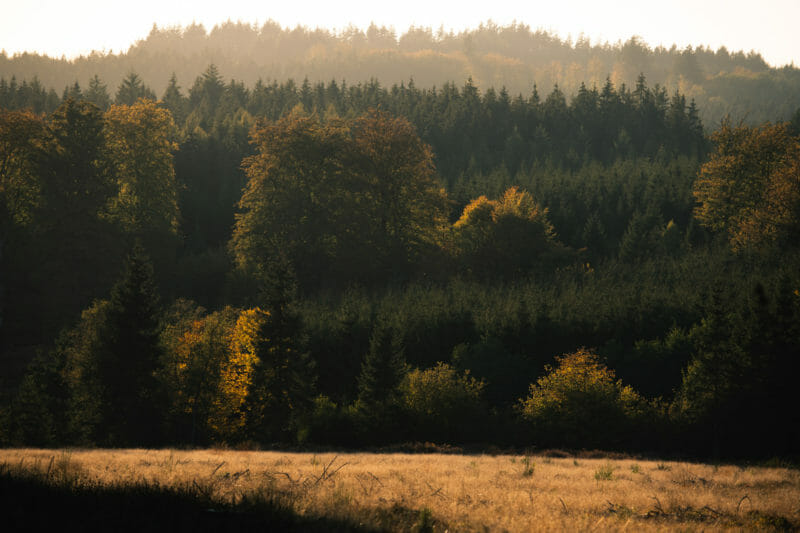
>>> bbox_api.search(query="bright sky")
[2,0,799,67]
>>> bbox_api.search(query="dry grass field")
[2,448,798,531]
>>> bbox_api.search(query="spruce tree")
[97,241,164,446]
[357,320,407,407]
[85,75,110,110]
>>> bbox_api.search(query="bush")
[518,348,650,449]
[297,395,360,446]
[400,362,487,443]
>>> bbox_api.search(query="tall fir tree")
[115,72,156,105]
[97,241,164,446]
[357,319,407,406]
[85,75,110,110]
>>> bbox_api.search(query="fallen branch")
[209,461,226,477]
[314,456,349,486]
[737,494,751,514]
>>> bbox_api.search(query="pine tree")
[97,241,164,446]
[357,319,407,406]
[85,75,110,110]
[161,73,187,124]
[115,72,156,105]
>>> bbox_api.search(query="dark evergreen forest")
[2,54,800,458]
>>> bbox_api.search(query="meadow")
[1,448,798,531]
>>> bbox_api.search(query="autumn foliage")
[694,121,800,251]
[231,109,447,290]
[453,186,561,277]
[518,349,650,449]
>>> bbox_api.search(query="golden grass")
[2,448,798,531]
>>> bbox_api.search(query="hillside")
[2,21,800,125]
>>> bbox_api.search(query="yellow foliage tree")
[453,186,560,277]
[209,308,267,439]
[693,120,800,251]
[209,306,311,442]
[518,348,648,448]
[400,362,486,442]
[161,306,238,443]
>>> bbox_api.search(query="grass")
[1,448,799,532]
[594,462,614,481]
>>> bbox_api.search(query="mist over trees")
[2,21,799,125]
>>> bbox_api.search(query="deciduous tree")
[453,186,561,278]
[518,348,648,448]
[693,120,800,251]
[211,306,312,443]
[104,98,180,239]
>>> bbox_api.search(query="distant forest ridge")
[2,21,799,125]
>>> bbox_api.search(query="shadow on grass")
[1,470,376,532]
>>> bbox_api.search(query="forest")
[2,21,800,126]
[1,49,800,459]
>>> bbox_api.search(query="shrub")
[518,348,649,449]
[296,395,359,446]
[400,362,486,443]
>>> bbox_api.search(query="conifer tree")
[85,75,110,110]
[96,241,164,446]
[161,73,188,124]
[115,72,156,105]
[357,319,407,407]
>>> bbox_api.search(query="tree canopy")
[693,121,800,251]
[231,109,447,290]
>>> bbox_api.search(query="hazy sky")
[2,0,798,67]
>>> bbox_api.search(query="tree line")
[1,66,714,258]
[1,69,799,457]
[3,20,800,125]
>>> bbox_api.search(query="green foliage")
[400,362,486,443]
[96,242,165,446]
[52,300,112,444]
[114,72,156,106]
[85,75,110,110]
[103,98,180,239]
[414,507,434,533]
[47,243,164,446]
[618,210,664,261]
[671,276,800,456]
[298,395,359,446]
[594,463,614,481]
[231,109,447,290]
[6,98,123,349]
[451,338,537,407]
[627,327,693,399]
[5,59,800,457]
[0,108,45,228]
[347,318,411,443]
[2,22,796,126]
[357,319,407,407]
[520,456,535,477]
[43,98,111,214]
[9,351,69,446]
